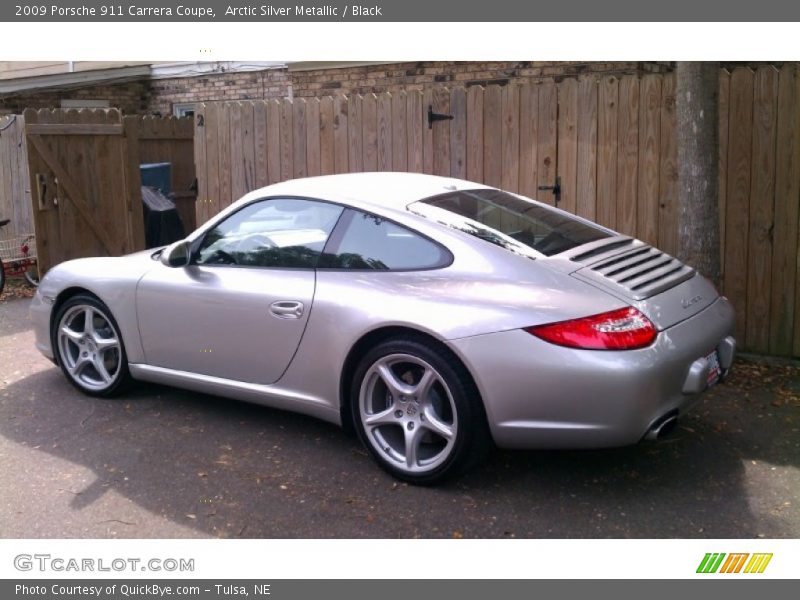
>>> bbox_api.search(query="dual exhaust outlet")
[644,412,679,441]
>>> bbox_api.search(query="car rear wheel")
[53,294,131,397]
[352,337,489,484]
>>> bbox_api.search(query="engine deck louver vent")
[568,237,695,300]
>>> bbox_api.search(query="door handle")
[270,301,304,319]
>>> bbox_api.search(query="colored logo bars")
[696,553,773,574]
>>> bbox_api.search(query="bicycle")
[0,218,39,296]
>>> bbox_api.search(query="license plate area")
[706,350,721,388]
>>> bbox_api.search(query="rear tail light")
[525,307,657,350]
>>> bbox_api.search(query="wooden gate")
[194,65,800,357]
[25,109,195,274]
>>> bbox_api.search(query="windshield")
[410,189,613,258]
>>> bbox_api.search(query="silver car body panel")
[30,172,736,448]
[136,264,315,384]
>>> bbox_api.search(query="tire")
[0,259,5,296]
[23,263,39,287]
[51,294,132,397]
[351,336,490,484]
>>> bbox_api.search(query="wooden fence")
[24,109,195,273]
[0,114,33,241]
[194,66,799,358]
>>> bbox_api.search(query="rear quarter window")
[320,209,451,270]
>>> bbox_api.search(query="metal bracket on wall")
[428,105,454,129]
[538,176,562,206]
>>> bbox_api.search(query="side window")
[321,210,451,270]
[196,198,343,268]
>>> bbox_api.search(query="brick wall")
[290,61,675,98]
[1,62,676,116]
[0,80,148,114]
[147,69,291,115]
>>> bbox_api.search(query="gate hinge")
[428,105,454,129]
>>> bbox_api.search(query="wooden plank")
[253,100,269,188]
[794,69,800,357]
[0,117,14,240]
[501,84,520,193]
[576,77,598,220]
[121,115,145,252]
[25,123,123,135]
[432,87,451,177]
[217,102,233,210]
[348,95,363,172]
[55,109,77,265]
[305,97,321,176]
[616,75,640,237]
[537,82,558,205]
[377,92,392,171]
[280,98,294,181]
[724,67,755,345]
[203,103,221,218]
[771,64,800,356]
[466,86,484,183]
[745,66,778,354]
[266,100,281,184]
[450,87,467,179]
[137,130,194,140]
[333,96,349,174]
[483,85,502,188]
[597,76,619,229]
[23,110,52,272]
[637,74,662,245]
[292,98,307,179]
[557,78,578,213]
[362,93,378,172]
[319,96,335,175]
[241,101,256,193]
[518,85,539,199]
[17,116,33,234]
[230,102,246,201]
[717,70,730,280]
[407,91,424,174]
[392,91,408,171]
[62,109,91,260]
[657,73,678,256]
[422,88,434,174]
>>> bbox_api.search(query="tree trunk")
[676,61,721,287]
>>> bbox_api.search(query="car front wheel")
[53,294,131,397]
[352,337,488,484]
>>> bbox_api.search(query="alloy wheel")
[57,304,122,392]
[359,353,458,475]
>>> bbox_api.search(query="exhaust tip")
[645,413,678,441]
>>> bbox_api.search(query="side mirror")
[160,240,191,267]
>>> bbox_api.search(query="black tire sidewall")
[52,294,131,397]
[351,337,483,484]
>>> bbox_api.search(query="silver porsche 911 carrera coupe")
[31,172,736,483]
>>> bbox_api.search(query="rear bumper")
[448,297,735,449]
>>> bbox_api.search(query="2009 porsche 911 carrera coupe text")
[30,172,735,483]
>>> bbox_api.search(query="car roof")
[239,172,493,211]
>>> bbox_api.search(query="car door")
[136,197,344,384]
